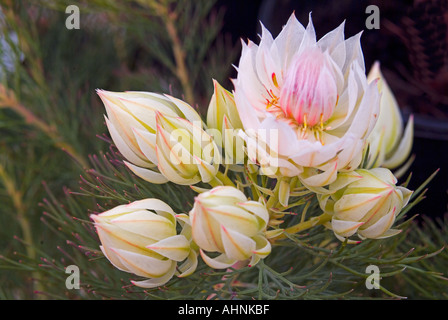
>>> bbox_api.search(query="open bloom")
[318,168,412,242]
[189,186,271,268]
[364,62,414,174]
[91,199,197,288]
[233,13,380,187]
[97,89,210,185]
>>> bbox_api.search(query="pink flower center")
[278,48,338,128]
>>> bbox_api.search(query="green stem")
[0,164,46,298]
[273,212,333,240]
[208,171,236,188]
[0,85,87,168]
[216,171,236,187]
[248,171,260,201]
[149,2,195,105]
[266,177,283,210]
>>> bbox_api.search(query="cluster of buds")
[91,186,271,287]
[90,13,418,289]
[98,90,220,185]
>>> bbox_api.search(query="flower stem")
[0,164,46,298]
[247,170,260,201]
[273,212,333,240]
[208,171,236,188]
[216,171,236,187]
[266,177,282,209]
[149,2,195,105]
[0,85,88,168]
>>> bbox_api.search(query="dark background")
[216,0,448,219]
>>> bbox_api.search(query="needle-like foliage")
[0,0,446,300]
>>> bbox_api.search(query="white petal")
[300,160,338,187]
[133,128,158,165]
[194,155,218,183]
[274,13,306,69]
[111,248,174,278]
[124,161,169,184]
[110,210,175,240]
[237,201,269,227]
[147,235,191,262]
[99,245,128,272]
[297,13,317,55]
[234,41,269,112]
[334,193,382,221]
[317,20,346,68]
[345,79,380,140]
[328,35,347,71]
[94,223,150,254]
[331,219,364,237]
[371,228,402,239]
[207,185,248,201]
[131,264,176,288]
[358,206,397,239]
[207,205,260,237]
[383,115,414,169]
[397,186,413,207]
[256,23,282,90]
[164,94,203,124]
[341,32,365,76]
[155,144,200,185]
[252,235,272,258]
[325,66,359,130]
[199,250,237,269]
[220,226,255,261]
[190,203,222,252]
[367,168,397,185]
[177,250,198,277]
[105,117,150,168]
[126,198,176,216]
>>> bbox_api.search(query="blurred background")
[0,0,446,299]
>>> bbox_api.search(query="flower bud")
[206,80,245,169]
[207,79,243,135]
[97,90,203,184]
[365,62,414,172]
[318,168,412,241]
[189,186,271,268]
[91,199,198,288]
[155,112,220,185]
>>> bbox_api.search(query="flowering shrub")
[90,13,418,290]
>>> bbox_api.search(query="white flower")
[189,186,271,268]
[97,90,214,185]
[233,13,380,187]
[91,199,197,288]
[318,168,412,242]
